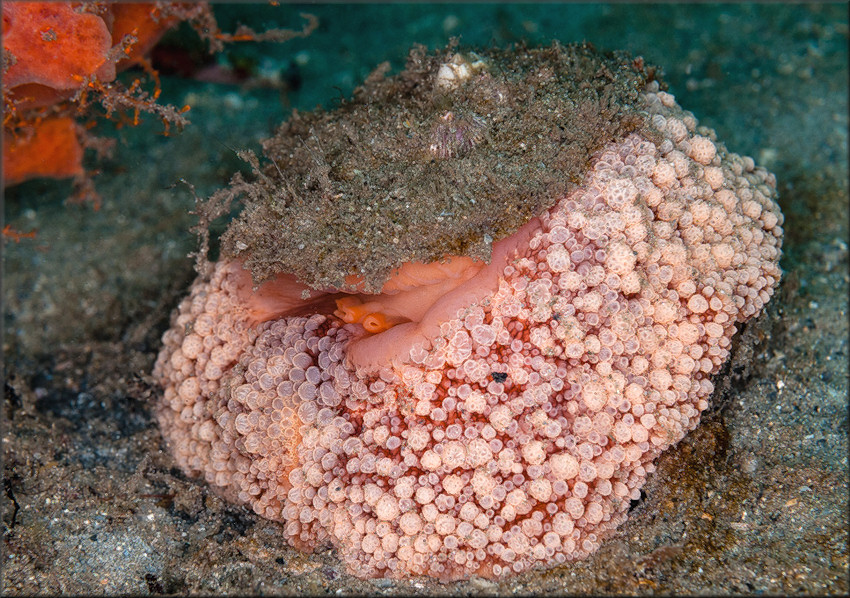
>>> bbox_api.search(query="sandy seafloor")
[2,3,847,595]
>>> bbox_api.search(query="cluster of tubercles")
[154,66,782,580]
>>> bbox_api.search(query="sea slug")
[153,43,783,580]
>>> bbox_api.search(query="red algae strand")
[154,44,782,581]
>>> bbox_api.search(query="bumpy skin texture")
[154,80,782,579]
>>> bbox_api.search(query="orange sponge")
[1,2,181,188]
[2,3,115,109]
[2,116,83,186]
[110,3,181,70]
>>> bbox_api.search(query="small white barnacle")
[435,52,487,90]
